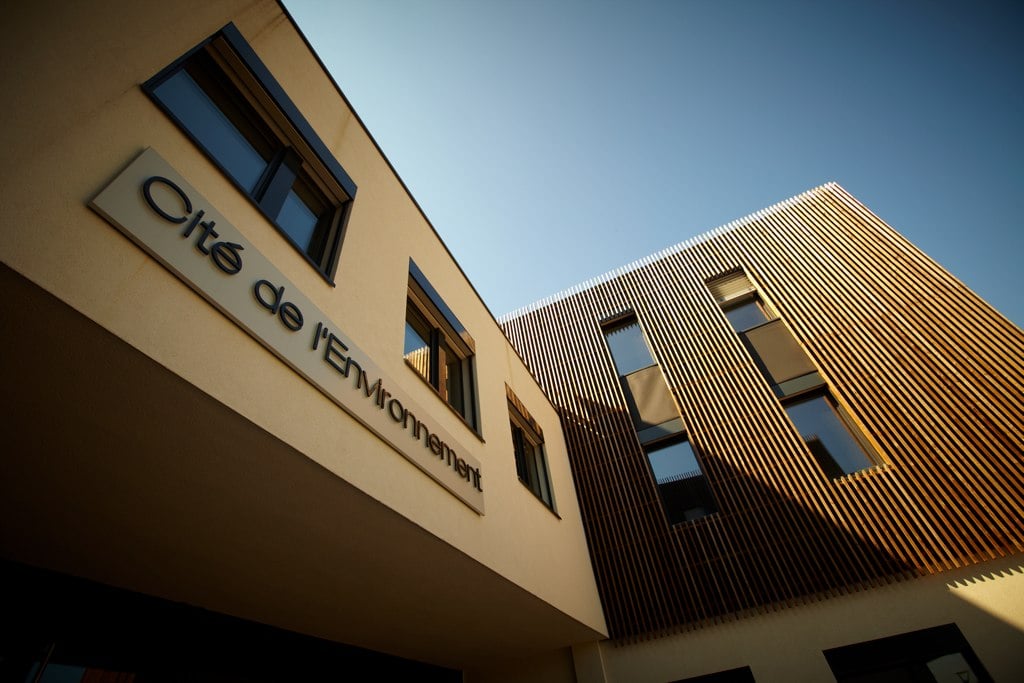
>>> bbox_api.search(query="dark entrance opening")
[0,561,460,682]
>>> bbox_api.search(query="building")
[0,1,1021,682]
[0,1,604,680]
[499,184,1024,682]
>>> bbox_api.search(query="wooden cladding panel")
[501,184,1024,639]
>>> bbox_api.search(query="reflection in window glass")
[604,319,655,375]
[443,342,466,414]
[646,439,716,523]
[723,298,770,332]
[647,440,701,484]
[785,394,876,477]
[146,40,350,278]
[512,421,553,508]
[152,69,268,192]
[277,189,318,250]
[926,653,979,682]
[403,319,431,382]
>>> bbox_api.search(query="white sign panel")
[91,148,484,513]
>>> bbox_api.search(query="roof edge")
[498,182,840,323]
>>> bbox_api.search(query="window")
[603,316,656,375]
[646,437,716,523]
[708,271,774,332]
[785,392,880,478]
[823,624,992,682]
[723,295,772,332]
[708,272,821,394]
[708,271,881,478]
[507,388,554,510]
[144,24,356,281]
[404,261,477,430]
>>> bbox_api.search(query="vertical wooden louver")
[500,184,1024,640]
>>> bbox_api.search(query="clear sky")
[284,0,1022,326]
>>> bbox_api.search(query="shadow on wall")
[560,398,918,640]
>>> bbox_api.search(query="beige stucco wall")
[0,0,605,662]
[588,555,1024,682]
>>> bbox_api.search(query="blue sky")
[285,0,1022,326]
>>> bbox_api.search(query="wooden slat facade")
[500,184,1024,640]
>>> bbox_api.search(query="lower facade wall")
[589,554,1024,683]
[465,647,576,683]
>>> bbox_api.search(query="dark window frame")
[509,401,556,512]
[404,261,479,433]
[143,23,357,284]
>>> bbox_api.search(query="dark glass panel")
[604,320,655,375]
[512,422,553,507]
[443,342,466,416]
[724,298,770,332]
[785,394,875,477]
[647,440,701,483]
[646,440,716,523]
[152,69,269,193]
[277,188,319,250]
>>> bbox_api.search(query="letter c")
[142,176,192,224]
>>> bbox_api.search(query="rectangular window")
[509,413,552,509]
[508,392,554,510]
[708,270,881,478]
[823,623,992,682]
[144,25,357,281]
[603,315,656,376]
[785,391,880,478]
[708,271,773,332]
[404,261,477,430]
[723,295,772,332]
[646,438,716,523]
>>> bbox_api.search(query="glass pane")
[926,653,978,683]
[38,663,86,682]
[512,424,530,483]
[647,440,715,523]
[445,348,466,415]
[604,320,655,375]
[152,69,268,192]
[724,299,769,332]
[534,446,552,506]
[512,422,552,506]
[403,321,430,381]
[277,188,319,251]
[786,395,875,477]
[647,440,701,484]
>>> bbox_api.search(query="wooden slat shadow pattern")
[501,184,1024,640]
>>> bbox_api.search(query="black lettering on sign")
[209,242,244,275]
[253,279,304,331]
[142,176,191,224]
